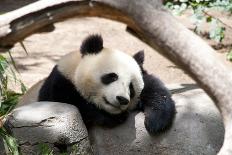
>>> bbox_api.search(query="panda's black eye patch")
[129,82,135,98]
[101,73,118,85]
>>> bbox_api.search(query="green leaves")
[164,0,232,61]
[164,0,229,42]
[209,19,225,42]
[165,1,189,15]
[20,82,27,94]
[206,16,212,22]
[38,143,54,155]
[0,128,20,155]
[0,91,21,116]
[227,50,232,61]
[0,54,26,116]
[0,53,26,155]
[0,55,9,75]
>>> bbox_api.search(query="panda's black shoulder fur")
[39,66,128,128]
[80,34,103,55]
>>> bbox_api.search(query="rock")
[5,102,93,155]
[4,84,224,155]
[89,85,224,155]
[0,138,6,155]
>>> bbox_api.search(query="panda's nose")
[116,96,129,105]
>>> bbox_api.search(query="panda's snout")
[116,96,129,105]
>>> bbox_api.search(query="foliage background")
[164,0,232,61]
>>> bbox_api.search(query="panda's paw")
[144,97,176,134]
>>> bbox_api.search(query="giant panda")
[20,34,176,133]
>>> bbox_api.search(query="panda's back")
[38,65,83,104]
[57,51,81,81]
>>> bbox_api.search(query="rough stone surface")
[89,85,224,155]
[0,138,6,155]
[3,84,224,155]
[5,102,93,155]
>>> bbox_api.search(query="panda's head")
[74,35,144,114]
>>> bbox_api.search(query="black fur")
[39,66,128,129]
[80,34,103,56]
[101,73,118,85]
[129,82,135,98]
[140,73,176,134]
[133,50,144,66]
[133,50,146,74]
[133,51,176,134]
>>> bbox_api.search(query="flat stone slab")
[89,85,224,155]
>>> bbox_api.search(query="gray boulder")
[5,102,93,155]
[89,85,224,155]
[2,84,224,155]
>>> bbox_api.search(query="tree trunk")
[0,0,231,154]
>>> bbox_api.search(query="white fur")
[57,51,81,81]
[58,48,144,114]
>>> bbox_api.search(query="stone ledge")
[0,84,224,155]
[4,102,93,155]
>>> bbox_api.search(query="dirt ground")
[1,0,232,90]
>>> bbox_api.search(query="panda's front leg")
[139,73,176,134]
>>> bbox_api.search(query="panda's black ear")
[133,50,144,65]
[80,34,103,56]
